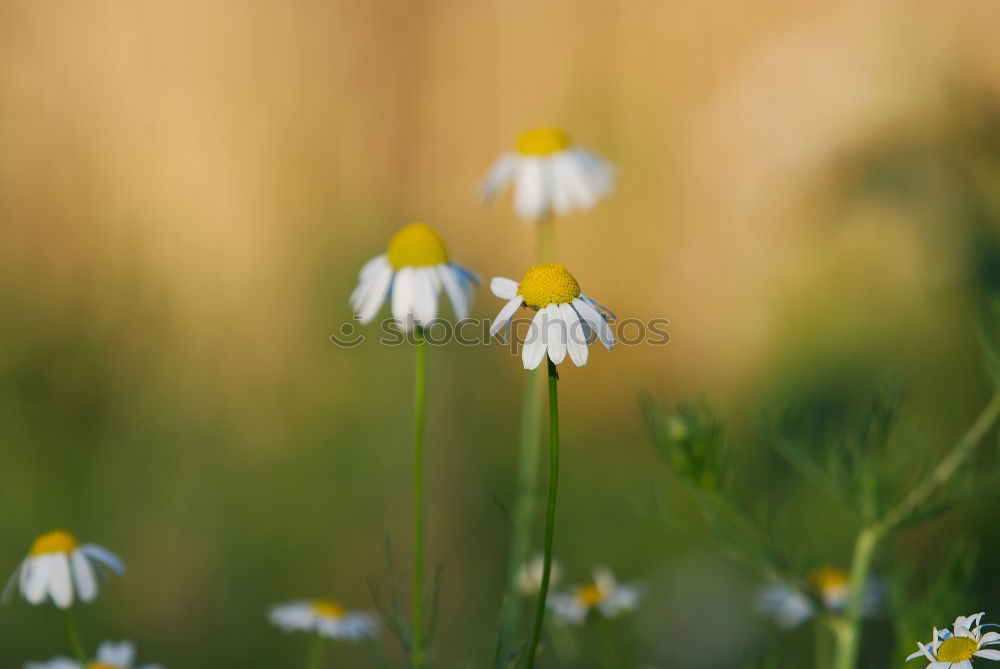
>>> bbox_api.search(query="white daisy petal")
[48,554,73,608]
[23,556,51,604]
[97,641,136,666]
[391,267,416,327]
[521,311,549,370]
[545,304,567,365]
[437,265,469,321]
[977,649,1000,660]
[355,261,394,324]
[80,544,125,575]
[491,277,519,300]
[70,550,98,603]
[410,268,440,325]
[573,298,614,351]
[514,158,546,221]
[479,152,518,202]
[491,296,524,338]
[560,303,588,366]
[2,559,24,603]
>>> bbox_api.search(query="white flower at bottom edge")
[4,530,124,609]
[349,222,478,331]
[269,599,379,641]
[907,612,1000,668]
[479,127,616,222]
[490,264,614,370]
[548,567,643,626]
[516,554,562,597]
[24,640,162,669]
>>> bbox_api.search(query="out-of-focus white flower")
[25,640,162,669]
[548,567,643,625]
[4,530,124,609]
[269,599,378,641]
[480,128,615,222]
[516,554,562,597]
[756,566,882,629]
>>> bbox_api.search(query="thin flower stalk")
[411,327,428,669]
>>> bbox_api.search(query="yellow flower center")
[937,636,978,662]
[575,584,605,608]
[311,599,345,620]
[518,263,581,309]
[88,664,120,669]
[386,223,449,270]
[807,566,848,597]
[30,530,78,556]
[516,128,572,156]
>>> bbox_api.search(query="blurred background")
[3,0,1000,666]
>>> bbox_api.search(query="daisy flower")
[480,128,616,222]
[349,222,478,330]
[269,599,379,641]
[3,530,124,609]
[516,554,562,597]
[548,567,643,626]
[490,263,614,369]
[25,640,162,669]
[756,566,882,629]
[907,612,1000,668]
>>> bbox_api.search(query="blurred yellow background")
[3,0,1000,666]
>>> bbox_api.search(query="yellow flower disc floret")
[936,636,978,662]
[311,599,345,620]
[386,223,449,269]
[575,584,605,608]
[519,263,581,309]
[89,664,119,669]
[30,530,78,556]
[516,128,572,156]
[807,566,848,593]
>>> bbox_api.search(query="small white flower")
[548,567,643,626]
[490,264,614,370]
[480,127,616,222]
[269,599,379,641]
[3,530,124,609]
[907,612,1000,668]
[25,640,162,669]
[756,566,882,629]
[350,222,478,331]
[516,554,562,597]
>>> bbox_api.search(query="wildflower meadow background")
[3,1,1000,667]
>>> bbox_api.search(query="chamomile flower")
[548,567,643,626]
[349,222,478,330]
[25,640,162,669]
[516,554,562,597]
[756,566,881,629]
[3,530,124,609]
[269,599,379,641]
[490,264,614,369]
[480,128,616,222]
[906,612,1000,668]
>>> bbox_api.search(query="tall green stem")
[494,212,555,668]
[831,390,1000,669]
[524,360,560,669]
[61,608,87,665]
[411,328,428,669]
[304,635,327,669]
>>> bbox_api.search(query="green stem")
[411,328,428,669]
[304,635,327,669]
[61,608,87,665]
[832,390,1000,669]
[524,360,560,669]
[494,211,554,668]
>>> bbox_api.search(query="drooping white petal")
[491,277,519,300]
[491,296,524,338]
[513,158,546,222]
[48,554,73,608]
[560,303,588,366]
[24,659,79,669]
[479,152,518,202]
[543,304,566,365]
[555,152,597,213]
[2,559,24,603]
[576,147,616,197]
[80,544,125,575]
[410,268,440,325]
[438,265,470,321]
[521,311,549,370]
[391,267,416,328]
[976,648,1000,660]
[22,556,51,604]
[70,550,98,603]
[547,593,588,626]
[573,298,614,351]
[352,258,394,324]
